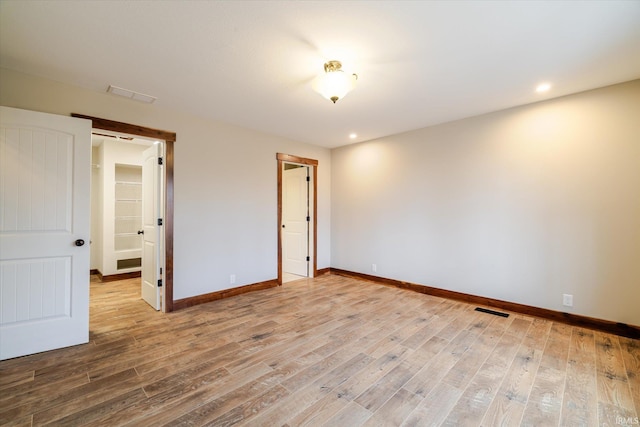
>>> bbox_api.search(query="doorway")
[282,163,309,282]
[277,153,318,285]
[73,114,176,312]
[90,132,164,310]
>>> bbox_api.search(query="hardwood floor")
[0,274,638,426]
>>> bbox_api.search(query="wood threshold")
[173,279,279,311]
[72,113,175,312]
[98,271,142,282]
[329,268,640,339]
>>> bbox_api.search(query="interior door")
[0,106,91,360]
[140,143,162,310]
[282,165,309,277]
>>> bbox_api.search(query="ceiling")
[1,1,639,148]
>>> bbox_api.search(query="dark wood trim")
[74,114,175,312]
[276,153,319,285]
[329,268,640,339]
[173,279,279,311]
[312,165,318,278]
[277,158,283,285]
[276,153,318,166]
[164,139,174,312]
[99,271,142,282]
[90,269,100,275]
[316,267,331,276]
[71,114,176,142]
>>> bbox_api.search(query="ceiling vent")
[107,85,156,104]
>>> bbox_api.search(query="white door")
[0,106,91,360]
[140,143,162,310]
[282,165,309,277]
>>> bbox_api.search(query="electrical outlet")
[562,294,573,307]
[230,274,236,285]
[372,264,377,273]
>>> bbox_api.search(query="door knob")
[137,230,144,235]
[282,224,285,228]
[74,239,85,247]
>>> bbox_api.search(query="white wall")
[332,80,640,326]
[0,68,331,300]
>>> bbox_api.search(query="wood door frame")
[277,153,318,285]
[72,114,176,312]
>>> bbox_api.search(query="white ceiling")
[1,1,639,148]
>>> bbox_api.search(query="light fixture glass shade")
[313,61,357,103]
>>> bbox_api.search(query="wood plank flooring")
[0,274,638,426]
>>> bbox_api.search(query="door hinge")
[306,176,310,182]
[306,216,310,222]
[160,267,163,275]
[157,279,162,287]
[157,218,163,226]
[306,256,310,261]
[158,157,163,165]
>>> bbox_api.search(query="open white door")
[140,143,162,310]
[282,165,309,277]
[0,106,91,360]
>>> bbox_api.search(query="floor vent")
[475,307,509,318]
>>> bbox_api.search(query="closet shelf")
[114,165,143,259]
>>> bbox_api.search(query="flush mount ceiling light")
[107,85,157,104]
[312,60,358,104]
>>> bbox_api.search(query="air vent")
[107,85,156,104]
[475,307,509,318]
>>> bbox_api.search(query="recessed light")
[536,83,551,93]
[349,133,357,139]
